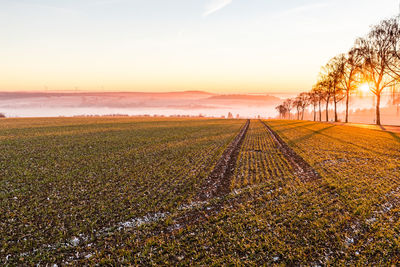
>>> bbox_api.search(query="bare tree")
[308,91,319,121]
[297,92,310,120]
[293,98,302,120]
[275,104,287,119]
[312,83,326,122]
[384,17,400,79]
[283,98,294,120]
[277,94,310,121]
[339,49,362,123]
[355,21,397,125]
[383,17,400,108]
[316,75,334,122]
[322,56,346,122]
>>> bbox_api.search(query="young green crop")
[3,119,400,265]
[81,120,400,265]
[0,117,244,264]
[231,120,294,189]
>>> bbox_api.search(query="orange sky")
[1,0,399,94]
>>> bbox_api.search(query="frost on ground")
[117,212,169,230]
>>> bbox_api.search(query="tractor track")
[259,120,321,182]
[196,119,250,201]
[44,119,251,264]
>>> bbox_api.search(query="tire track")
[196,119,250,200]
[259,120,321,182]
[13,120,251,264]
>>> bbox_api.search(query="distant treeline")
[70,114,238,119]
[276,14,400,125]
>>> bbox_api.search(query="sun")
[359,83,370,93]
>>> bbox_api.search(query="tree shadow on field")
[380,125,400,144]
[291,125,337,143]
[269,121,307,128]
[286,124,394,157]
[274,121,318,133]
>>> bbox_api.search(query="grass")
[0,117,244,264]
[104,120,399,265]
[231,119,294,189]
[2,118,400,265]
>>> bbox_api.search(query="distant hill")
[0,91,283,118]
[204,94,281,106]
[207,94,280,101]
[0,91,215,100]
[207,94,277,100]
[0,91,280,108]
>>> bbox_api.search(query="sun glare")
[359,83,370,93]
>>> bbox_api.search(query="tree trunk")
[376,93,381,125]
[318,100,322,121]
[345,89,349,123]
[301,108,305,120]
[334,93,338,122]
[313,104,316,121]
[325,97,330,122]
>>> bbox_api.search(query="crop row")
[266,120,400,263]
[231,120,295,189]
[0,118,245,264]
[4,118,400,265]
[82,120,400,265]
[78,120,338,265]
[267,120,400,217]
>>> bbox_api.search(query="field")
[1,118,400,265]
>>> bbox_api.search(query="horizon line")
[0,90,299,95]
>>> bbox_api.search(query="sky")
[1,0,399,94]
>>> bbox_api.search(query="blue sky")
[0,0,399,93]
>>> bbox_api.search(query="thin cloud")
[274,2,331,18]
[203,0,232,17]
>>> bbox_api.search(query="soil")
[259,120,321,182]
[196,119,250,201]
